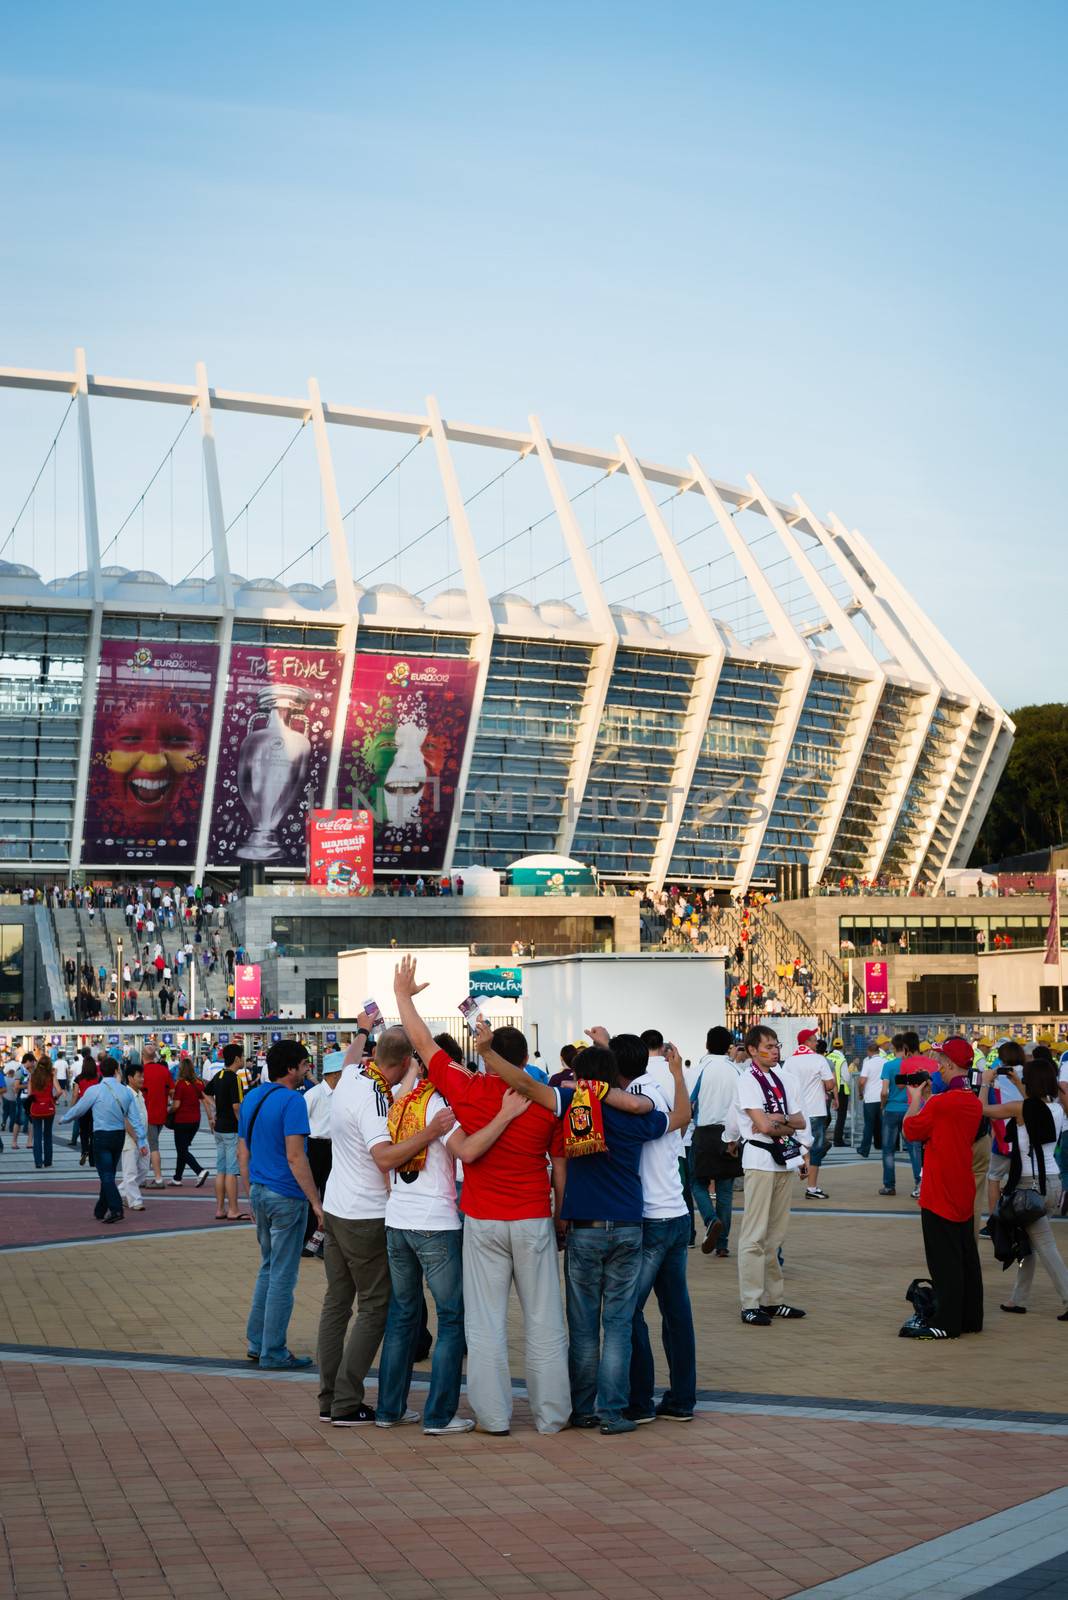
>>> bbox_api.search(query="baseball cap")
[876,1035,891,1047]
[797,1029,818,1046]
[940,1037,974,1071]
[832,1037,843,1047]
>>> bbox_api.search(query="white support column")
[194,362,236,883]
[68,348,104,878]
[952,719,1014,871]
[745,475,884,889]
[614,435,725,889]
[686,455,812,894]
[310,377,361,810]
[527,415,618,855]
[425,396,496,871]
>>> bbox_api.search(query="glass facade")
[357,628,473,658]
[839,911,1065,956]
[754,673,860,879]
[232,621,340,647]
[101,617,216,642]
[879,697,967,879]
[571,647,697,880]
[668,659,786,882]
[916,711,995,884]
[455,638,591,867]
[823,683,926,877]
[271,911,616,959]
[0,923,23,1017]
[0,611,90,863]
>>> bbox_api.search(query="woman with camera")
[978,1058,1068,1319]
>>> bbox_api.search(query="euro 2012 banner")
[81,640,218,866]
[208,645,344,868]
[338,653,478,872]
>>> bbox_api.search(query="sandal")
[214,1212,227,1220]
[226,1213,253,1222]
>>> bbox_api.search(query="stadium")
[0,351,1012,893]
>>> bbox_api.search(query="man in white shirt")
[781,1029,836,1201]
[614,1029,697,1423]
[691,1025,743,1256]
[735,1024,810,1326]
[316,1023,455,1429]
[858,1038,889,1157]
[301,1052,346,1257]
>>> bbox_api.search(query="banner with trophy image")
[82,639,218,866]
[338,652,478,871]
[208,645,344,867]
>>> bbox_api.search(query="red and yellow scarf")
[387,1077,437,1174]
[563,1078,609,1157]
[362,1061,394,1104]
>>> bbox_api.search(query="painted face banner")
[208,645,343,867]
[82,639,218,866]
[339,652,478,871]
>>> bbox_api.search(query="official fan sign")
[306,808,374,895]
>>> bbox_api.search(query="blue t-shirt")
[553,1099,668,1223]
[881,1058,906,1114]
[237,1082,310,1199]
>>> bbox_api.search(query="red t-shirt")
[142,1062,173,1126]
[426,1049,560,1221]
[172,1078,204,1125]
[904,1080,984,1222]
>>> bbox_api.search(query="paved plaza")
[2,1136,1067,1600]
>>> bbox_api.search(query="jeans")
[629,1214,696,1416]
[881,1111,923,1188]
[808,1115,830,1170]
[173,1122,203,1178]
[565,1223,643,1424]
[93,1129,125,1219]
[247,1184,307,1365]
[32,1115,54,1168]
[376,1228,464,1429]
[688,1149,734,1248]
[859,1101,882,1156]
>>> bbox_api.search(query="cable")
[0,397,76,560]
[226,420,305,535]
[355,450,525,587]
[273,435,427,584]
[99,407,195,564]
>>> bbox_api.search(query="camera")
[894,1070,931,1088]
[995,1065,1017,1076]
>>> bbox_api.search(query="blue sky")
[1,1,1065,707]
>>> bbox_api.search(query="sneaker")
[899,1322,954,1339]
[332,1405,376,1426]
[621,1406,656,1425]
[805,1188,829,1199]
[911,1186,921,1199]
[741,1309,772,1326]
[195,1170,209,1188]
[878,1187,897,1196]
[246,1352,260,1364]
[978,1225,991,1239]
[474,1424,510,1436]
[1000,1304,1026,1314]
[599,1418,637,1435]
[168,1178,183,1186]
[423,1417,476,1435]
[715,1246,730,1258]
[259,1353,313,1371]
[102,1212,124,1224]
[700,1217,724,1254]
[569,1413,600,1429]
[655,1406,694,1421]
[374,1410,420,1429]
[319,1411,333,1422]
[760,1304,806,1319]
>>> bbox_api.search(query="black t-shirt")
[204,1069,243,1134]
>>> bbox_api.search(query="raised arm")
[663,1042,691,1133]
[979,1068,1023,1121]
[372,1106,456,1171]
[393,958,437,1066]
[473,1021,558,1111]
[447,1090,529,1163]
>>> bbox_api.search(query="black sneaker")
[899,1322,954,1339]
[700,1217,724,1254]
[655,1405,694,1421]
[978,1225,991,1239]
[331,1404,376,1426]
[760,1304,806,1319]
[622,1406,656,1425]
[741,1309,772,1326]
[569,1413,600,1429]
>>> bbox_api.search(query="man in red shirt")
[141,1043,174,1189]
[393,956,653,1435]
[902,1040,984,1339]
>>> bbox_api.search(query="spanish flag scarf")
[362,1062,394,1104]
[563,1078,610,1157]
[387,1077,437,1175]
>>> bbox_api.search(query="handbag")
[998,1186,1047,1227]
[693,1122,743,1181]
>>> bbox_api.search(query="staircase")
[100,908,234,1017]
[718,902,846,1014]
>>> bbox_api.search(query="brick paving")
[2,1150,1067,1597]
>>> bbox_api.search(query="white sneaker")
[423,1417,476,1435]
[374,1409,421,1429]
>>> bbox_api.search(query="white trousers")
[118,1146,151,1208]
[461,1216,570,1435]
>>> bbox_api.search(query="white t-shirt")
[736,1064,810,1173]
[304,1079,334,1140]
[385,1091,461,1232]
[628,1063,687,1219]
[860,1054,887,1103]
[783,1050,835,1122]
[695,1054,741,1128]
[54,1057,69,1088]
[323,1067,391,1220]
[1018,1100,1067,1179]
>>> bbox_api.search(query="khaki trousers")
[737,1169,793,1310]
[317,1213,390,1416]
[972,1133,991,1240]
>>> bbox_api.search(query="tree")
[970,703,1068,865]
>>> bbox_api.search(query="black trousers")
[921,1208,983,1337]
[173,1122,203,1178]
[304,1135,333,1245]
[834,1090,849,1146]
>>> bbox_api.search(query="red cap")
[940,1037,974,1071]
[797,1029,818,1046]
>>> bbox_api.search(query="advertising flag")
[864,960,889,1013]
[338,652,478,872]
[306,808,374,894]
[234,963,262,1019]
[82,639,218,866]
[208,644,343,867]
[1045,883,1060,966]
